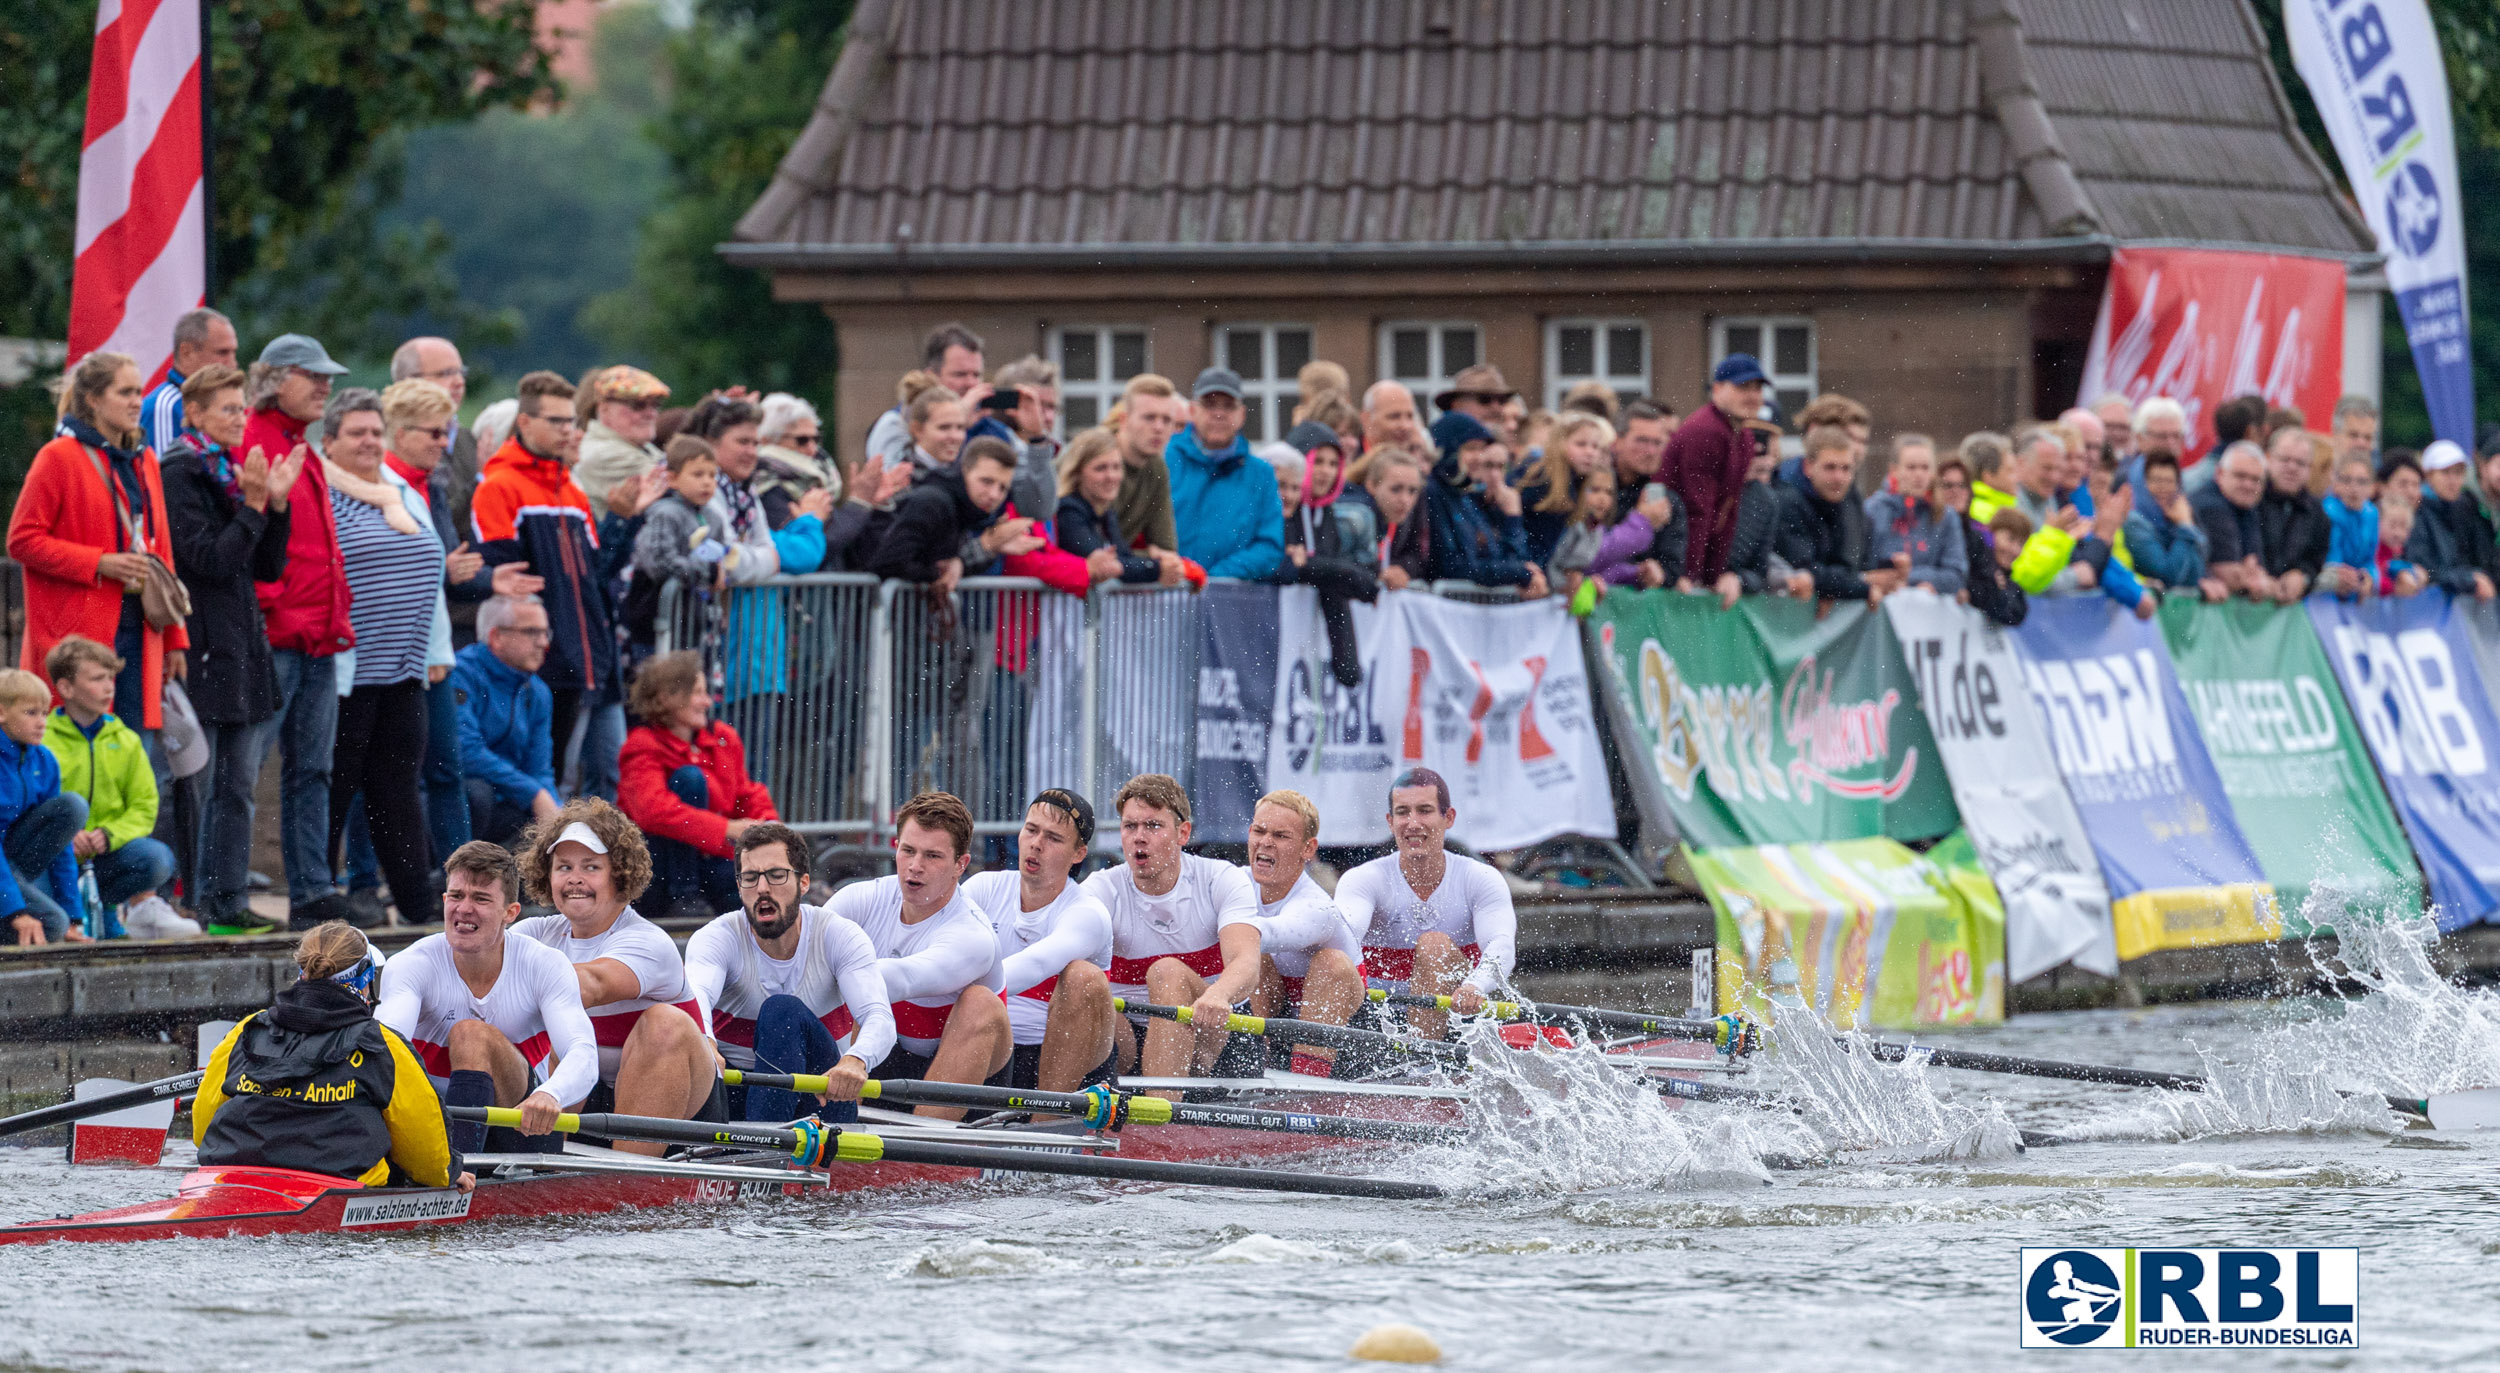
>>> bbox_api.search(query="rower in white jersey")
[685,823,894,1124]
[1080,774,1262,1087]
[374,841,598,1155]
[1331,768,1518,1040]
[1241,789,1365,1078]
[510,800,717,1156]
[827,791,1011,1120]
[960,789,1117,1092]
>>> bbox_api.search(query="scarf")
[65,414,151,548]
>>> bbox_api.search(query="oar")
[455,1106,1444,1200]
[1115,998,1467,1063]
[1370,990,1761,1054]
[723,1070,1462,1146]
[0,1069,204,1141]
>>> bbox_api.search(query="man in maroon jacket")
[233,333,355,932]
[1662,354,1769,586]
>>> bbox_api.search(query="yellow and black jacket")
[194,979,461,1187]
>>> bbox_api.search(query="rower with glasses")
[1330,768,1519,1041]
[686,823,893,1124]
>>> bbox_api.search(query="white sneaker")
[122,896,203,940]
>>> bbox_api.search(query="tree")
[583,0,849,401]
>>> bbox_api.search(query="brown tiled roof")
[729,0,2373,266]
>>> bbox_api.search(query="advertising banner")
[2306,592,2500,928]
[1268,589,1614,851]
[1591,592,1959,849]
[1192,581,1281,842]
[1884,591,2117,980]
[2289,0,2475,445]
[2010,599,2278,960]
[2075,245,2346,462]
[2160,599,2421,931]
[1689,835,2004,1031]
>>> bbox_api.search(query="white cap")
[545,820,609,855]
[2424,440,2468,472]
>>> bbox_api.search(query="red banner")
[2078,247,2345,462]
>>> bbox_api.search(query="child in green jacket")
[43,636,190,939]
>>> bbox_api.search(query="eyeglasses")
[786,434,820,450]
[405,426,449,442]
[496,626,552,641]
[736,867,797,888]
[524,411,579,429]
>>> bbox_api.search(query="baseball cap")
[1029,788,1096,849]
[1283,420,1344,457]
[2423,439,2468,472]
[1192,366,1245,400]
[257,333,348,376]
[1712,353,1769,386]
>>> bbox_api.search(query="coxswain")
[1241,789,1365,1078]
[1081,774,1262,1087]
[685,822,894,1123]
[827,791,1012,1119]
[1331,768,1518,1039]
[195,922,471,1192]
[961,789,1118,1092]
[374,841,599,1156]
[512,799,715,1156]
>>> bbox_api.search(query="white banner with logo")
[1268,588,1615,850]
[1884,592,2118,979]
[2289,0,2475,444]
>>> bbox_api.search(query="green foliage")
[583,0,851,403]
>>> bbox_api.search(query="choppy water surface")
[10,920,2500,1370]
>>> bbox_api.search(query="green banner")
[1592,593,1959,847]
[1690,834,2004,1030]
[2158,599,2420,932]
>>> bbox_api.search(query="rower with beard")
[1242,789,1364,1078]
[960,790,1118,1092]
[828,791,1012,1119]
[512,799,715,1155]
[375,841,598,1155]
[196,922,472,1192]
[685,822,894,1124]
[1081,774,1262,1088]
[1331,768,1517,1040]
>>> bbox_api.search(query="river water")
[7,920,2498,1370]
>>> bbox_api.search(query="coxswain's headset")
[323,932,388,1000]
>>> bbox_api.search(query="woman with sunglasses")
[194,921,474,1192]
[750,392,841,527]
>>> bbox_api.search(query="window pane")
[1061,331,1100,383]
[1442,327,1477,372]
[1774,325,1811,376]
[1243,396,1266,443]
[1606,326,1644,378]
[1066,396,1099,431]
[1725,324,1760,359]
[1556,325,1595,377]
[1111,331,1148,381]
[1776,386,1809,418]
[1391,328,1430,378]
[1276,329,1313,378]
[1226,329,1263,378]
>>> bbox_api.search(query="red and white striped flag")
[68,0,206,384]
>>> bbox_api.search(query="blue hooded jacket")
[1166,423,1285,580]
[1424,413,1536,587]
[451,641,555,809]
[0,733,78,922]
[2323,494,2379,572]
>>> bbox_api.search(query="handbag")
[81,444,192,630]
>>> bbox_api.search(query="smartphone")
[1642,482,1668,503]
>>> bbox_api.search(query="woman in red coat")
[617,651,776,919]
[7,352,189,734]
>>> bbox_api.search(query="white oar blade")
[2422,1088,2500,1131]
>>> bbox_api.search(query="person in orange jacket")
[616,651,776,919]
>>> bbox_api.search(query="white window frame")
[1545,318,1650,410]
[1046,324,1152,439]
[1710,315,1817,422]
[1377,320,1483,423]
[1210,322,1315,445]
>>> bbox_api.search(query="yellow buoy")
[1350,1323,1442,1363]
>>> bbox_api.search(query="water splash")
[1760,1005,2028,1161]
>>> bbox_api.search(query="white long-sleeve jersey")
[827,876,1001,1056]
[374,932,602,1110]
[1331,852,1517,994]
[1081,854,1261,999]
[961,869,1114,1046]
[1249,869,1364,981]
[684,907,896,1071]
[512,906,700,1084]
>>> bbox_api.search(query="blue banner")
[2011,599,2277,959]
[1192,581,1280,843]
[2306,592,2500,929]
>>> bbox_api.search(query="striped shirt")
[140,372,186,458]
[332,486,445,687]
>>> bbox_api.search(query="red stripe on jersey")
[891,999,955,1041]
[588,999,702,1048]
[1362,943,1480,983]
[412,1030,552,1078]
[712,1004,858,1048]
[1106,943,1225,984]
[1017,976,1058,1003]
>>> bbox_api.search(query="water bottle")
[78,865,105,940]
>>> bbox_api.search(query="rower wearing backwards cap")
[375,841,599,1156]
[512,799,716,1156]
[196,922,473,1192]
[1083,773,1263,1087]
[961,789,1119,1092]
[1331,768,1517,1040]
[685,822,894,1123]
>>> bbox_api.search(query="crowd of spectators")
[1,307,2481,944]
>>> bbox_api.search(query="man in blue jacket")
[1166,368,1285,581]
[452,596,559,848]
